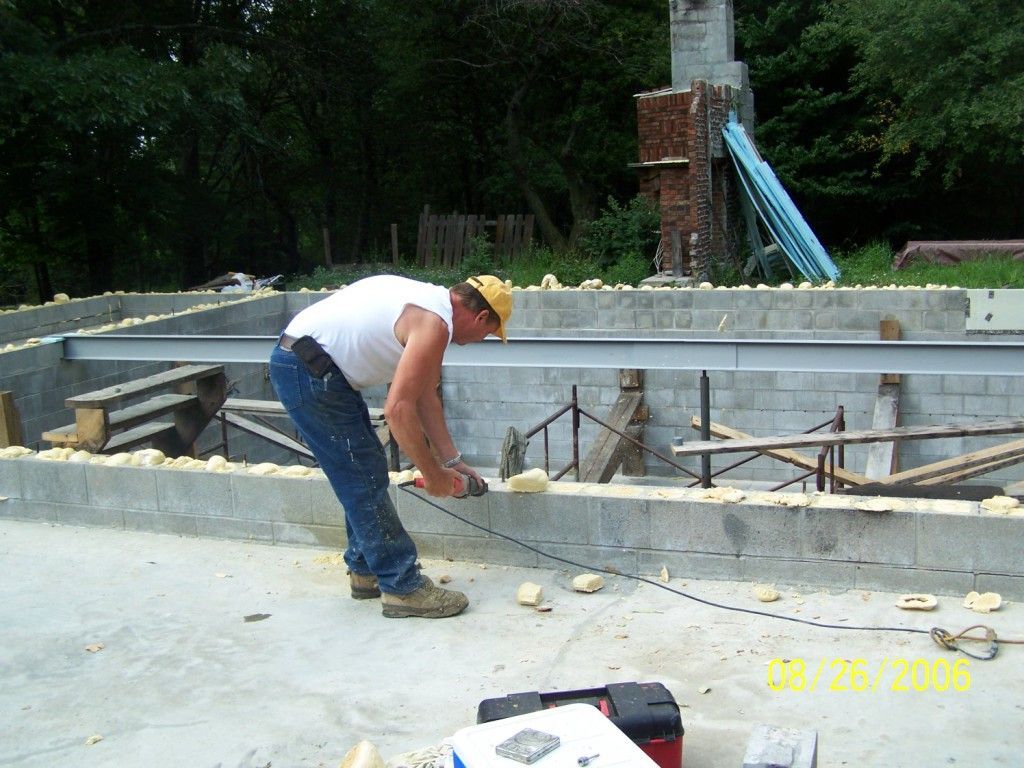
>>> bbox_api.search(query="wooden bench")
[43,364,227,455]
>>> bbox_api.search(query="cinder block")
[973,572,1024,602]
[743,725,817,768]
[853,563,973,597]
[638,549,742,582]
[742,556,857,591]
[0,498,62,523]
[56,503,125,529]
[123,510,198,537]
[437,531,535,567]
[489,489,590,546]
[397,485,489,537]
[86,465,159,511]
[232,473,313,523]
[802,507,915,565]
[155,468,234,518]
[272,521,345,548]
[19,460,88,504]
[518,540,625,573]
[917,513,1021,573]
[0,458,24,498]
[588,494,651,548]
[196,515,274,543]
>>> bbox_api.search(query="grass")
[833,242,1024,289]
[282,242,1024,291]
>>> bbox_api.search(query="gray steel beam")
[47,333,1024,376]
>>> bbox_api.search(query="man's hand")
[420,467,463,498]
[450,460,485,488]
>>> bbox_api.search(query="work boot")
[348,571,381,600]
[381,576,469,619]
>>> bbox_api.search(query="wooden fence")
[414,211,535,267]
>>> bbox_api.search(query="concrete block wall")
[0,292,250,346]
[0,293,291,463]
[2,456,1021,599]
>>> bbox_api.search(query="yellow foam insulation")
[339,740,386,768]
[572,573,605,593]
[506,467,549,493]
[895,594,938,611]
[981,495,1021,515]
[754,584,780,602]
[963,591,1002,614]
[516,582,544,606]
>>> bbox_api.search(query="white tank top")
[283,275,453,390]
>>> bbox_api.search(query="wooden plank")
[877,438,1024,485]
[864,382,901,479]
[879,319,902,385]
[66,365,224,409]
[74,407,109,452]
[221,412,314,460]
[614,423,646,477]
[670,419,1024,457]
[579,391,643,483]
[103,422,177,453]
[220,398,384,423]
[919,452,1024,486]
[691,417,870,486]
[109,394,198,431]
[0,391,23,448]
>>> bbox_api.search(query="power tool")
[412,472,488,498]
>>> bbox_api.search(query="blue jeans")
[268,345,422,594]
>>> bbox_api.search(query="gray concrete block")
[155,469,234,517]
[536,542,636,575]
[854,563,973,597]
[1,499,62,523]
[638,549,743,582]
[86,465,159,511]
[742,556,857,591]
[488,490,590,545]
[589,495,650,548]
[309,478,344,527]
[196,514,274,543]
[0,459,24,498]
[56,503,125,529]
[398,485,490,537]
[443,533,540,569]
[20,460,88,503]
[917,513,1021,573]
[232,473,313,524]
[973,572,1024,601]
[743,725,817,768]
[272,521,345,548]
[123,510,198,537]
[802,507,915,565]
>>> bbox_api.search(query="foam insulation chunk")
[963,591,1002,614]
[279,464,313,477]
[339,740,386,768]
[506,467,549,493]
[895,594,938,611]
[392,469,415,485]
[36,447,74,461]
[516,582,544,606]
[659,566,670,583]
[0,446,34,458]
[699,486,745,503]
[572,573,605,593]
[105,453,134,466]
[981,495,1021,514]
[247,462,280,476]
[754,584,780,602]
[133,448,166,466]
[854,497,906,512]
[67,450,92,463]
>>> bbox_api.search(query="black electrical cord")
[399,487,1024,663]
[400,485,931,637]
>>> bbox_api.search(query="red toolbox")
[477,681,684,768]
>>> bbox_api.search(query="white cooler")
[450,702,659,768]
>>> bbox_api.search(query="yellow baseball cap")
[468,275,512,342]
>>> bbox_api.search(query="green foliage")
[833,243,1024,288]
[578,196,660,269]
[603,253,653,287]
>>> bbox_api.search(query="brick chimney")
[634,0,754,280]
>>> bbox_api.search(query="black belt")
[279,334,337,378]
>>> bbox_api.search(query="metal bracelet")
[442,453,463,468]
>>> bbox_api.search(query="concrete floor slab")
[1,519,1022,768]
